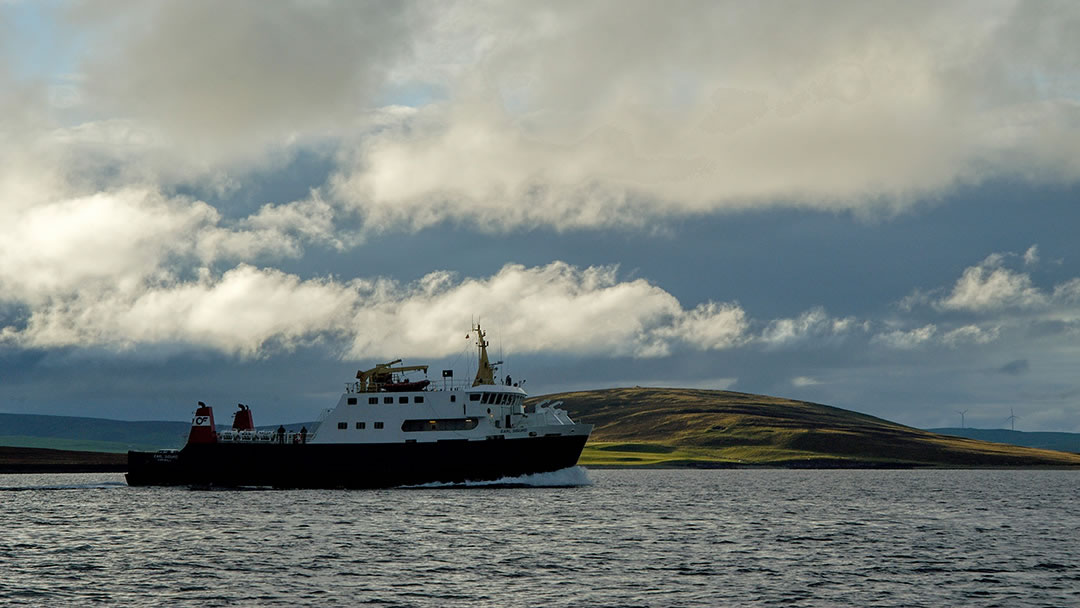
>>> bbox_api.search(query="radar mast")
[472,323,498,386]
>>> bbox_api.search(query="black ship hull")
[127,435,589,488]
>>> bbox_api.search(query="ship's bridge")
[464,384,527,408]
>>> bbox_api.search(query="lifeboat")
[383,379,431,392]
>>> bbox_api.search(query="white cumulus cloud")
[937,253,1047,312]
[872,324,937,349]
[1,260,753,360]
[758,307,862,348]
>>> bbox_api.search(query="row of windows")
[345,393,523,407]
[471,392,522,406]
[335,419,479,432]
[344,393,520,407]
[346,395,431,405]
[337,421,384,430]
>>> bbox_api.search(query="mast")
[472,323,497,386]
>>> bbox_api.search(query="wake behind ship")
[126,324,592,488]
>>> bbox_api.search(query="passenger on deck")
[277,425,286,444]
[300,426,308,444]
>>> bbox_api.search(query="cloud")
[344,262,749,359]
[758,307,863,348]
[4,2,1080,238]
[884,245,1080,349]
[1023,244,1040,266]
[0,185,326,305]
[68,1,422,162]
[1,261,752,360]
[792,376,822,387]
[872,324,937,349]
[937,253,1047,312]
[328,1,1080,232]
[997,358,1030,376]
[942,324,1000,346]
[1,265,357,356]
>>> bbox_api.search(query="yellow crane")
[355,359,429,392]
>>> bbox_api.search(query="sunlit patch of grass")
[541,387,1080,468]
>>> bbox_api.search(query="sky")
[1,1,1079,430]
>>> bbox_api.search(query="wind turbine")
[956,409,969,429]
[1004,408,1020,431]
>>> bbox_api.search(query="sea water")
[2,469,1078,607]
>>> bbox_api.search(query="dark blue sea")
[2,468,1078,607]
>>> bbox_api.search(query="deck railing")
[216,430,316,444]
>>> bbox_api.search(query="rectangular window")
[374,422,384,429]
[450,395,456,402]
[368,397,378,405]
[356,422,365,429]
[470,393,481,402]
[415,396,424,404]
[399,396,409,404]
[384,397,393,404]
[347,397,357,405]
[337,422,347,430]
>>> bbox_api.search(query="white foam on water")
[403,466,593,489]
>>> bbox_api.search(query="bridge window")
[470,393,481,402]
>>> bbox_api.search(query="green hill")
[927,428,1080,454]
[0,413,190,453]
[0,413,319,454]
[529,387,1080,467]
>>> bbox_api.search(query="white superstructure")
[216,323,590,446]
[311,385,585,444]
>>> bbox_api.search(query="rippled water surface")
[3,469,1079,606]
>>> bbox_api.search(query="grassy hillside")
[529,387,1080,467]
[0,413,189,452]
[0,413,319,453]
[928,428,1080,454]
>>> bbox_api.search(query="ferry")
[125,324,593,488]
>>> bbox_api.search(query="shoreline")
[0,446,127,474]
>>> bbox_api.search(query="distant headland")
[531,387,1080,468]
[2,387,1079,472]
